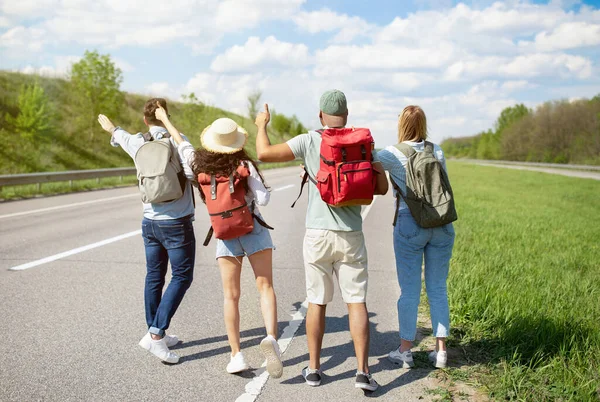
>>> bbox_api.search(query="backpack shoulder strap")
[141,132,153,142]
[389,176,404,227]
[394,143,417,158]
[424,141,435,153]
[291,168,317,208]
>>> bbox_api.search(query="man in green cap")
[254,90,388,392]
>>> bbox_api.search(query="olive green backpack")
[390,142,457,228]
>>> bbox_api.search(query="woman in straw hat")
[154,103,282,378]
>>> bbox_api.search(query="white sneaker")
[227,351,250,374]
[260,335,283,378]
[138,333,179,364]
[139,333,180,349]
[429,350,447,368]
[388,347,415,368]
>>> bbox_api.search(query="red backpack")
[292,128,376,208]
[198,163,272,246]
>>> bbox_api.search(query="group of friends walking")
[97,89,456,393]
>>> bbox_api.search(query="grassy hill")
[0,71,294,174]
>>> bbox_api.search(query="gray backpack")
[390,141,457,228]
[134,133,186,204]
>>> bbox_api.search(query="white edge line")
[273,184,295,192]
[0,193,139,220]
[360,195,380,219]
[236,299,309,402]
[9,230,142,271]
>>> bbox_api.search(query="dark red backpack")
[292,128,376,208]
[198,164,272,246]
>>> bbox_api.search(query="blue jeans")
[141,216,195,337]
[393,210,455,341]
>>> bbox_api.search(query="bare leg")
[306,302,326,369]
[347,302,370,373]
[218,256,243,355]
[436,337,447,352]
[400,339,413,352]
[247,249,277,338]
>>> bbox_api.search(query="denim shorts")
[215,215,274,259]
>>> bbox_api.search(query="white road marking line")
[236,299,309,402]
[273,184,295,192]
[0,193,139,220]
[360,195,380,219]
[9,230,142,271]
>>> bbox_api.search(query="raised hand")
[98,114,116,133]
[255,103,270,127]
[154,101,169,122]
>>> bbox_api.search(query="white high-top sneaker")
[429,350,447,368]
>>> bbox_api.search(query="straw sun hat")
[201,118,248,154]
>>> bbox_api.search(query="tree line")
[441,96,600,165]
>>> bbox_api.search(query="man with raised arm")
[254,90,388,392]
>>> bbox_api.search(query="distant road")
[454,159,600,181]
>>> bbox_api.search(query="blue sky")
[1,0,600,145]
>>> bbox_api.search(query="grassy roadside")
[443,162,600,401]
[0,161,301,201]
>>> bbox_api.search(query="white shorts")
[303,229,368,305]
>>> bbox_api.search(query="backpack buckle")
[221,211,233,219]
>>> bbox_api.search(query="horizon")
[2,0,600,146]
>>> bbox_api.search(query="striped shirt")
[376,141,447,211]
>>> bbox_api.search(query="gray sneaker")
[302,366,322,386]
[355,371,379,391]
[388,347,415,368]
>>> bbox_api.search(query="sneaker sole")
[388,356,414,368]
[305,379,321,386]
[260,338,283,379]
[227,364,250,374]
[355,383,378,392]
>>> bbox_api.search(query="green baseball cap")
[319,90,348,116]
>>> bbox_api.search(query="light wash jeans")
[393,210,455,341]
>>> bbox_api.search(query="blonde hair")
[398,105,427,143]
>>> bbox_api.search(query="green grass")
[0,176,138,200]
[446,162,600,401]
[0,70,294,174]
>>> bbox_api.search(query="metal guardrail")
[0,167,137,190]
[452,159,600,171]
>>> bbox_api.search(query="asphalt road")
[0,166,442,402]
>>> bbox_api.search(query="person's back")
[170,116,283,378]
[254,90,388,392]
[97,98,196,365]
[376,105,455,371]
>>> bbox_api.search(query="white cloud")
[444,53,592,81]
[293,8,375,43]
[216,0,305,31]
[210,36,310,73]
[519,22,600,52]
[16,55,81,78]
[0,0,305,55]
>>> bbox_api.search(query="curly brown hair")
[190,148,269,202]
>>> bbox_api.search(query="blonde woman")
[376,106,455,369]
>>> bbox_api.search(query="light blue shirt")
[111,125,196,220]
[376,141,447,211]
